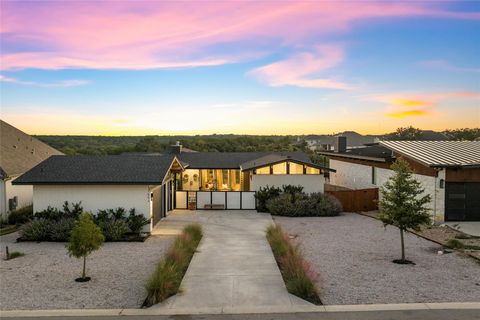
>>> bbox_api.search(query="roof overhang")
[241,157,335,172]
[378,141,480,169]
[317,151,389,163]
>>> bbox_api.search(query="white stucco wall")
[1,177,33,216]
[33,185,154,231]
[329,159,445,223]
[251,174,325,194]
[0,180,5,216]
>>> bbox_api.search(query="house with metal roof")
[319,139,480,222]
[0,120,63,216]
[13,142,332,231]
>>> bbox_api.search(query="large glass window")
[272,162,287,174]
[201,169,215,190]
[216,169,230,190]
[289,162,304,174]
[306,166,320,174]
[255,166,270,174]
[230,170,241,191]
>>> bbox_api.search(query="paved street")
[4,309,480,320]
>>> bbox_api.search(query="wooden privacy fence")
[326,188,379,212]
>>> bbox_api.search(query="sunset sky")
[0,0,479,135]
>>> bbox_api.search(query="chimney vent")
[335,136,347,153]
[171,141,182,154]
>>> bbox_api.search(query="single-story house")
[13,143,332,231]
[0,120,63,216]
[319,139,480,222]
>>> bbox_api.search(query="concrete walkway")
[445,221,480,237]
[152,210,309,309]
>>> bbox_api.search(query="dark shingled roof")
[177,152,311,169]
[0,120,63,179]
[13,155,178,185]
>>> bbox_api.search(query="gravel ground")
[0,232,173,310]
[274,213,480,305]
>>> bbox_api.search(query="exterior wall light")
[439,179,445,189]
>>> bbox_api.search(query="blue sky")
[0,1,479,135]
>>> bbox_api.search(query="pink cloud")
[1,1,478,70]
[248,45,350,89]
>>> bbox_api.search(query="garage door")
[445,182,480,221]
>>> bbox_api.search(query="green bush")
[266,224,320,304]
[266,193,304,216]
[20,218,51,240]
[100,219,129,241]
[7,251,25,260]
[49,218,76,241]
[8,205,33,225]
[126,209,150,234]
[255,185,282,212]
[303,193,342,216]
[447,239,465,250]
[144,224,202,306]
[266,192,341,217]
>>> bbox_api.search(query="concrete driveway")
[152,210,309,309]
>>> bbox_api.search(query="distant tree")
[444,128,480,141]
[66,212,104,282]
[135,137,164,152]
[379,158,431,264]
[388,126,422,140]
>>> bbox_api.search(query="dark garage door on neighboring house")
[445,182,480,221]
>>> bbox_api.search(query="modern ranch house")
[13,143,332,231]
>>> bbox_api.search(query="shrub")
[144,224,202,306]
[99,219,129,241]
[145,261,183,306]
[266,192,341,217]
[255,185,282,212]
[302,193,342,216]
[282,185,304,200]
[35,206,63,221]
[266,224,320,304]
[66,212,104,281]
[49,218,76,241]
[62,201,83,220]
[8,205,33,225]
[266,193,303,216]
[96,207,127,222]
[0,216,8,228]
[447,239,465,250]
[126,209,150,234]
[6,251,25,260]
[20,218,51,240]
[183,224,203,244]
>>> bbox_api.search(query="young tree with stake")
[379,158,431,264]
[66,212,104,282]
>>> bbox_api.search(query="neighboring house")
[0,120,63,216]
[13,143,332,231]
[319,139,480,223]
[301,131,377,151]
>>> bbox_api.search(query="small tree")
[379,158,431,264]
[66,212,104,282]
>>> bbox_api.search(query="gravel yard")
[274,213,480,305]
[0,232,173,310]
